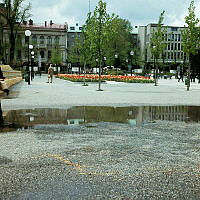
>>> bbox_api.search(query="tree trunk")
[9,26,16,67]
[187,61,191,91]
[0,101,4,125]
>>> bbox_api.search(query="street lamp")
[130,51,134,76]
[103,56,106,75]
[114,54,118,75]
[25,30,31,84]
[152,45,158,86]
[126,58,128,75]
[31,51,34,80]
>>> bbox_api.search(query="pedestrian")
[47,64,54,83]
[178,69,184,82]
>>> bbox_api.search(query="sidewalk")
[2,74,200,110]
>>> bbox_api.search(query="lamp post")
[96,57,103,91]
[152,45,158,86]
[130,51,134,76]
[115,54,118,75]
[31,51,34,80]
[126,58,128,75]
[103,56,106,75]
[25,30,31,84]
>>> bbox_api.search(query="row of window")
[17,50,52,59]
[25,35,60,45]
[167,42,182,51]
[69,33,81,38]
[165,34,181,41]
[151,51,186,60]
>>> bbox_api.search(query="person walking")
[47,64,54,83]
[178,69,184,82]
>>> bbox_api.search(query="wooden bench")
[0,65,22,94]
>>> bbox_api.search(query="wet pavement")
[1,105,200,133]
[0,75,200,199]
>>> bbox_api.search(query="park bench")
[0,65,22,94]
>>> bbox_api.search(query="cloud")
[30,0,200,27]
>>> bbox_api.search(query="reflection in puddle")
[1,105,200,132]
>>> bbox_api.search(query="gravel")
[0,120,200,199]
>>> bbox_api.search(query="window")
[32,35,37,44]
[171,52,173,59]
[79,27,83,30]
[175,34,177,41]
[174,52,176,60]
[174,43,177,50]
[177,52,180,59]
[168,52,170,59]
[171,27,178,31]
[168,43,170,50]
[40,50,45,58]
[70,26,75,30]
[178,43,180,51]
[165,34,167,41]
[48,51,51,58]
[40,36,44,44]
[71,34,75,38]
[178,34,181,41]
[171,43,174,50]
[47,36,52,45]
[171,34,174,41]
[55,36,59,45]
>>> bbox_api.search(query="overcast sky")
[9,0,200,27]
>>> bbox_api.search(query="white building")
[138,24,186,65]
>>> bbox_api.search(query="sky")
[4,0,200,27]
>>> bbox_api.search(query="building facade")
[138,24,186,67]
[1,18,68,68]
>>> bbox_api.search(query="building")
[138,24,186,69]
[67,23,83,50]
[21,20,68,68]
[1,18,68,70]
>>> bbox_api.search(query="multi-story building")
[67,23,83,50]
[1,17,68,69]
[138,24,186,68]
[21,19,68,67]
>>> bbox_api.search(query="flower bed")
[57,74,154,83]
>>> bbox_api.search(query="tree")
[150,11,167,86]
[181,0,199,91]
[51,46,62,66]
[0,0,31,66]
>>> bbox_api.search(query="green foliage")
[51,46,62,65]
[150,11,167,59]
[0,0,31,65]
[69,0,133,68]
[181,0,199,58]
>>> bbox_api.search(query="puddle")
[0,106,200,132]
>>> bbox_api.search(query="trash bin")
[24,74,29,82]
[164,75,167,79]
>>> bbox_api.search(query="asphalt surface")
[0,75,200,199]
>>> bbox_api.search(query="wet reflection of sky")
[1,105,200,132]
